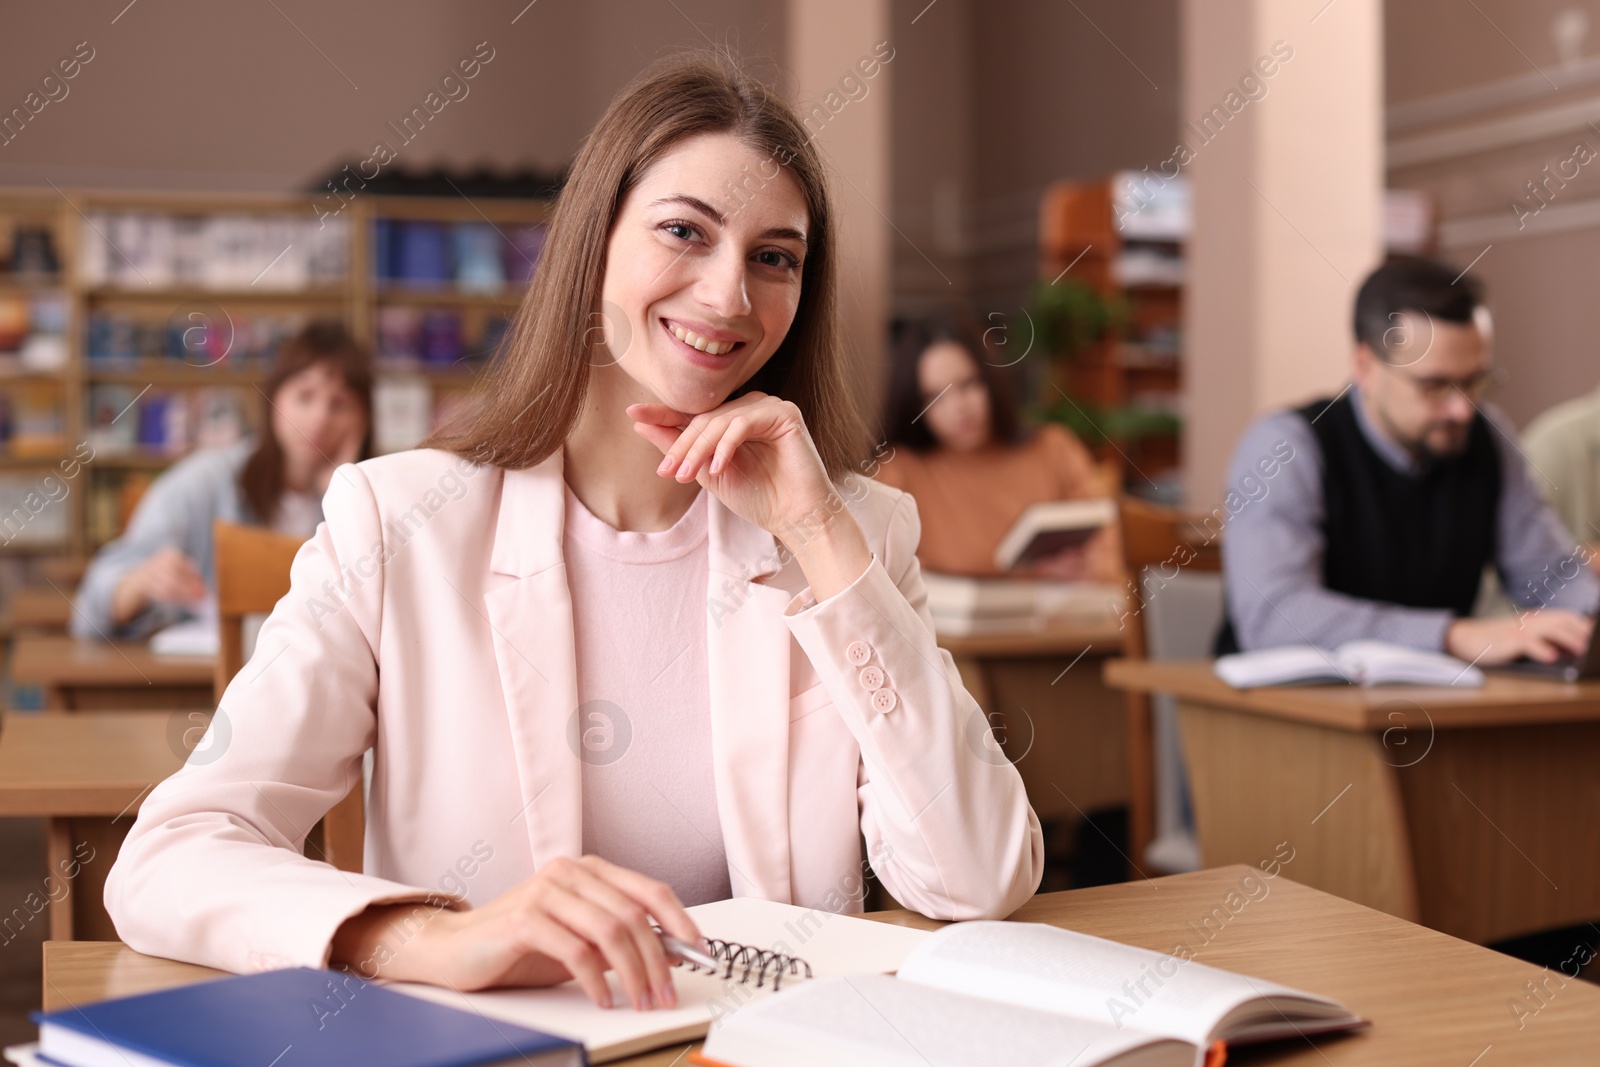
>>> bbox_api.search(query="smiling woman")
[104,51,1044,1018]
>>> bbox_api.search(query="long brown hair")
[426,52,871,477]
[240,320,373,524]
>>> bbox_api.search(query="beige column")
[786,0,894,416]
[1181,0,1383,504]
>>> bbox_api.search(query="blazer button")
[871,688,898,714]
[858,665,885,691]
[846,640,873,666]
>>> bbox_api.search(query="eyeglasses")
[1384,364,1503,405]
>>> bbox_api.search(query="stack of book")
[375,307,509,369]
[373,218,544,290]
[79,213,350,289]
[923,571,1125,637]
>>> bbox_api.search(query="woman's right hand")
[110,547,207,624]
[330,855,702,1011]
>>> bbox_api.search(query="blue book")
[31,967,584,1067]
[397,221,451,287]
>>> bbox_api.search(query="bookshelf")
[1038,173,1186,497]
[0,188,550,570]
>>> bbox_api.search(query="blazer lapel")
[484,450,585,870]
[706,497,797,901]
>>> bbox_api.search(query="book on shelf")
[86,470,154,544]
[993,497,1117,571]
[375,217,545,291]
[696,920,1364,1067]
[3,222,61,276]
[0,291,67,370]
[0,471,73,546]
[79,212,349,290]
[88,385,245,458]
[373,376,435,453]
[453,222,507,291]
[87,309,304,369]
[1214,640,1484,688]
[0,383,66,458]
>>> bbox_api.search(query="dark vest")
[1214,393,1501,654]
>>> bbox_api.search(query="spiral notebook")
[390,898,932,1064]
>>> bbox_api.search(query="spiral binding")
[681,939,814,992]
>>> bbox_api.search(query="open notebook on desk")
[695,920,1364,1067]
[392,897,931,1064]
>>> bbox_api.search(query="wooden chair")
[213,521,365,873]
[1115,497,1222,874]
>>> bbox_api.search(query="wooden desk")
[39,866,1600,1065]
[4,587,74,633]
[10,634,214,710]
[940,619,1129,824]
[0,711,199,940]
[1105,658,1600,944]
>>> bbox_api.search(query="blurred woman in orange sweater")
[874,319,1119,582]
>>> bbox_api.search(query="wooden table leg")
[47,816,135,942]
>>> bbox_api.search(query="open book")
[390,898,931,1064]
[696,921,1364,1067]
[993,498,1116,570]
[1214,639,1484,688]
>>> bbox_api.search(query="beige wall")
[1388,0,1600,429]
[1182,0,1383,506]
[787,0,893,412]
[964,0,1179,314]
[0,1,784,190]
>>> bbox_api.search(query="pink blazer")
[105,446,1044,974]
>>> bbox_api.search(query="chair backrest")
[1113,496,1223,873]
[213,520,304,698]
[212,520,364,873]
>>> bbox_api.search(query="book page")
[895,921,1324,1046]
[701,974,1190,1067]
[1335,640,1483,686]
[390,898,930,1064]
[1213,646,1350,687]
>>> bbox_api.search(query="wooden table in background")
[40,865,1600,1065]
[10,634,214,710]
[941,619,1128,824]
[1105,658,1600,945]
[0,710,199,940]
[4,587,74,633]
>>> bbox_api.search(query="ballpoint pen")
[660,932,721,971]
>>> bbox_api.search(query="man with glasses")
[1214,256,1598,663]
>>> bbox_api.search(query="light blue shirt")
[71,440,320,640]
[1220,385,1600,652]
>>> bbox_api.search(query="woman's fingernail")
[709,456,721,475]
[600,990,613,1010]
[661,983,678,1008]
[657,456,675,476]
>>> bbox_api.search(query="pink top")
[561,480,732,906]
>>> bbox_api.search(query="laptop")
[1493,616,1600,682]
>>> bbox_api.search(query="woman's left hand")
[627,392,837,539]
[313,429,367,497]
